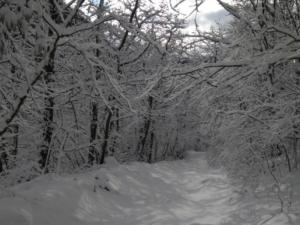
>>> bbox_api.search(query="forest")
[0,0,299,224]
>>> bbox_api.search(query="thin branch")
[172,61,247,76]
[119,43,150,67]
[64,0,85,27]
[118,0,139,50]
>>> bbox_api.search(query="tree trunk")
[88,0,104,165]
[39,1,57,171]
[100,110,112,164]
[137,96,153,160]
[147,131,154,163]
[10,124,18,168]
[281,144,292,172]
[88,101,100,164]
[293,137,298,169]
[39,70,55,172]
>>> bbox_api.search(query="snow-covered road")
[97,152,239,225]
[0,151,297,225]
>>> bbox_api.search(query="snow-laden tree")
[0,0,117,181]
[176,0,300,186]
[0,0,203,184]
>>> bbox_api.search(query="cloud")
[185,9,232,31]
[203,9,232,24]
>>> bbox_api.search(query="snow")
[0,151,298,225]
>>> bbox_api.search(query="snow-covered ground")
[0,151,299,225]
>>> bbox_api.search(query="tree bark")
[39,1,58,172]
[100,110,112,164]
[39,65,55,172]
[293,137,298,169]
[138,96,153,160]
[88,101,100,164]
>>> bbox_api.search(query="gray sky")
[88,0,233,31]
[175,0,233,31]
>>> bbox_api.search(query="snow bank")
[0,152,298,225]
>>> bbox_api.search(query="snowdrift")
[0,152,299,225]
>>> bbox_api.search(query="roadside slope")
[0,151,298,225]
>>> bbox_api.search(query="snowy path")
[98,152,239,225]
[0,152,296,225]
[125,155,238,225]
